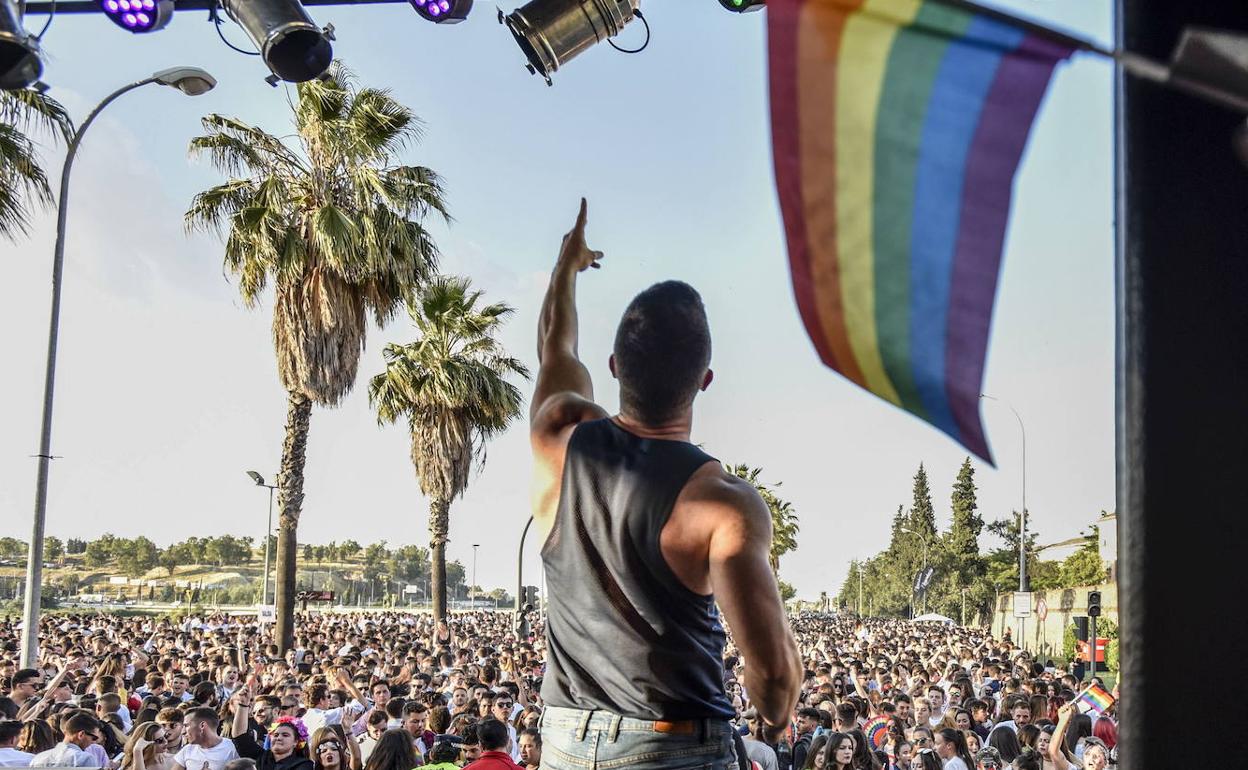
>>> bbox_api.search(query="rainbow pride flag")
[1075,683,1115,715]
[768,0,1076,462]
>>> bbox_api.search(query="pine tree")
[909,463,937,540]
[947,458,984,579]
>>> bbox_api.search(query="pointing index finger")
[574,197,588,233]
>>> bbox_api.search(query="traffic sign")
[1036,596,1048,620]
[1013,591,1033,618]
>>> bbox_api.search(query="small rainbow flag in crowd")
[864,715,890,749]
[1074,683,1115,715]
[768,0,1077,462]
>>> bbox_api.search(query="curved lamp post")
[20,67,217,667]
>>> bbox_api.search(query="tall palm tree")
[369,276,528,627]
[726,463,800,575]
[0,88,72,238]
[185,64,446,649]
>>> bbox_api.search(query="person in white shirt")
[487,695,522,763]
[0,721,33,768]
[171,708,239,770]
[299,673,365,736]
[28,712,101,768]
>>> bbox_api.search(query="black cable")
[608,8,650,55]
[210,0,260,56]
[34,0,55,40]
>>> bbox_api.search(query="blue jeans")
[539,705,739,770]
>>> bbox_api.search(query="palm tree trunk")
[429,497,450,628]
[275,391,311,652]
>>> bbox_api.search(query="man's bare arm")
[530,198,603,425]
[707,482,803,740]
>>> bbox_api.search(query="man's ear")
[608,354,618,379]
[700,369,715,392]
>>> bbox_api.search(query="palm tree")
[369,276,529,627]
[0,88,72,238]
[726,463,800,575]
[185,64,446,649]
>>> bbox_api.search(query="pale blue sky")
[0,1,1115,598]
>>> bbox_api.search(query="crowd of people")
[0,610,1117,770]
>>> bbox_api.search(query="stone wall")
[987,583,1118,659]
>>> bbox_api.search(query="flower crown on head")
[268,716,309,746]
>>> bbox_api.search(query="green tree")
[0,538,26,560]
[0,89,72,238]
[186,64,446,650]
[1059,529,1106,587]
[44,536,64,564]
[369,276,528,626]
[85,535,117,567]
[159,549,179,577]
[724,464,800,575]
[117,537,158,577]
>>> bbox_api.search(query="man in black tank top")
[530,200,803,769]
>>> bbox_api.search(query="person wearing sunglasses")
[120,721,174,770]
[974,746,1004,770]
[28,711,102,768]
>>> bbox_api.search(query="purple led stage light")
[98,0,173,33]
[409,0,471,24]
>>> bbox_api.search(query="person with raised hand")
[531,198,801,770]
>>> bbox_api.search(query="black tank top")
[540,418,735,720]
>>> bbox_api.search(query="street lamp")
[899,526,930,618]
[980,393,1028,645]
[19,66,216,668]
[471,543,480,609]
[247,471,278,606]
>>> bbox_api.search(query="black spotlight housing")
[222,0,333,83]
[0,0,41,90]
[409,0,473,24]
[718,0,765,11]
[500,0,639,85]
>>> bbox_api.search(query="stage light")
[0,0,41,90]
[98,0,173,33]
[717,0,765,11]
[409,0,472,24]
[500,0,639,85]
[222,0,333,83]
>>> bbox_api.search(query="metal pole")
[516,515,534,615]
[1089,615,1097,682]
[262,485,274,605]
[20,77,157,668]
[980,395,1027,645]
[471,544,479,609]
[921,537,929,615]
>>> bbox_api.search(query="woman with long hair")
[1091,718,1117,752]
[848,729,881,769]
[17,721,56,755]
[1049,705,1109,770]
[962,730,981,757]
[821,732,855,770]
[310,727,361,770]
[119,721,174,770]
[933,728,975,770]
[986,726,1021,765]
[362,730,417,770]
[803,735,829,770]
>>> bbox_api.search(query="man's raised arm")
[530,198,604,424]
[708,481,803,742]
